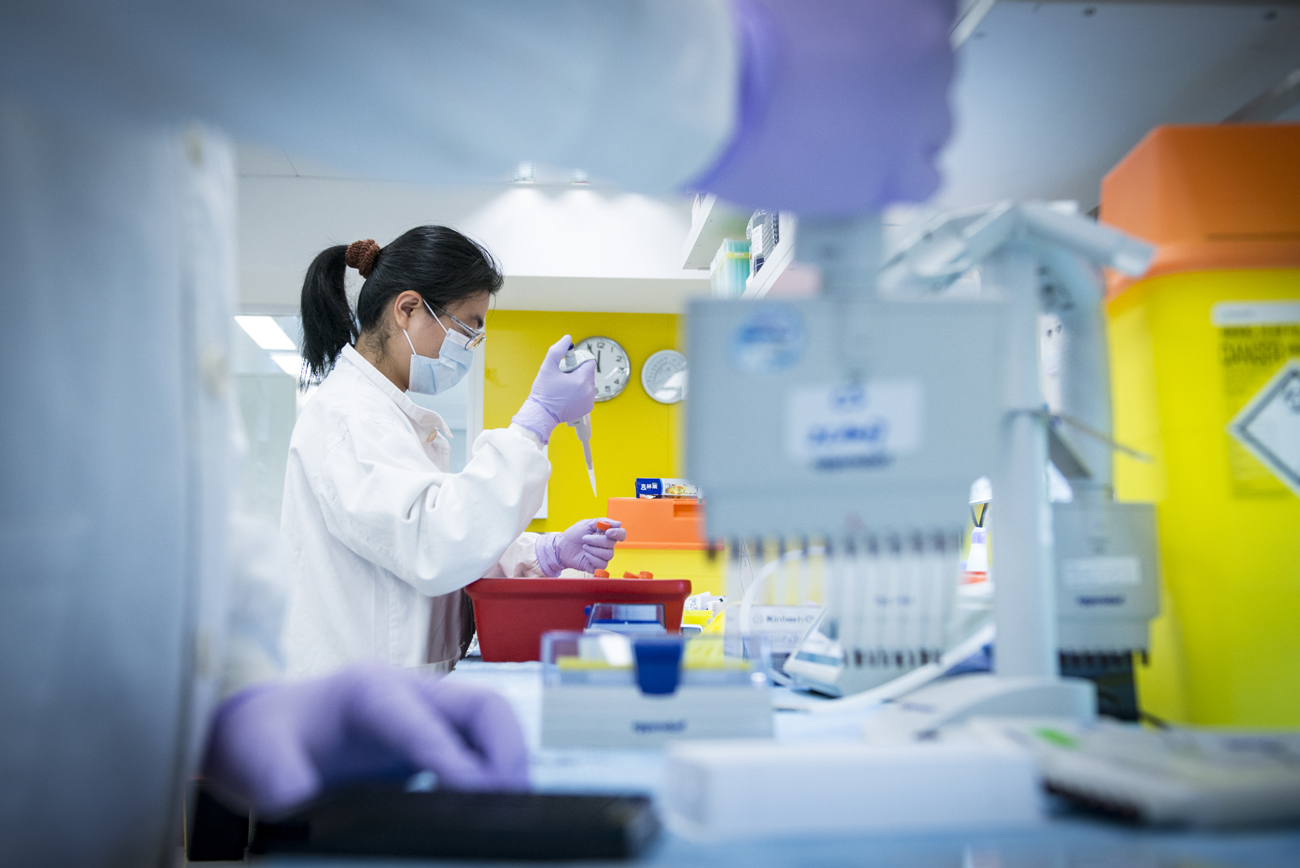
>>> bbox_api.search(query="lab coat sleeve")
[312,413,550,598]
[3,1,737,195]
[485,532,547,579]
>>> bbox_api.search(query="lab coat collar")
[338,344,452,440]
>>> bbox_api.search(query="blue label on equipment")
[730,304,806,374]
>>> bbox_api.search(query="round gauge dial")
[641,349,688,404]
[575,336,631,402]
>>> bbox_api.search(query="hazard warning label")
[1216,304,1300,498]
[1227,359,1300,499]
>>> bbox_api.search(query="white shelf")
[681,193,751,270]
[743,212,799,299]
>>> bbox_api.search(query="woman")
[281,226,626,677]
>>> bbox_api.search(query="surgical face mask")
[403,300,475,397]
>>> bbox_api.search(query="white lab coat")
[282,345,550,676]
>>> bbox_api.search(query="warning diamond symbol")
[1227,359,1300,498]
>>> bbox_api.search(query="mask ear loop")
[405,300,452,359]
[423,299,453,337]
[425,300,476,355]
[422,299,470,359]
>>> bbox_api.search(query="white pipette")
[561,347,599,497]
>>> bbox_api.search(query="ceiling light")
[514,161,535,183]
[235,316,296,351]
[270,352,303,377]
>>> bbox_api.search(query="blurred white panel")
[940,2,1300,210]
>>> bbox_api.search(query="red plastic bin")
[464,578,692,662]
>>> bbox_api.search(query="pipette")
[561,347,599,497]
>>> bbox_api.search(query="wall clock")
[641,349,687,404]
[574,336,631,402]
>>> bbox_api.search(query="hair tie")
[345,239,381,278]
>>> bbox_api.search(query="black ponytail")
[298,226,503,384]
[300,244,357,383]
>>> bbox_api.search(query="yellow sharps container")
[1101,124,1300,726]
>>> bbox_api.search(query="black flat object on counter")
[188,781,659,861]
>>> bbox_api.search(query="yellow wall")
[483,310,683,535]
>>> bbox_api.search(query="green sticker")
[1033,727,1079,749]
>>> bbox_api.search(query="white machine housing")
[686,296,1007,538]
[1054,499,1160,655]
[541,684,772,749]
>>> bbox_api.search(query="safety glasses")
[432,304,486,349]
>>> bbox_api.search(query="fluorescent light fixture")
[270,352,303,377]
[514,161,535,183]
[235,316,296,351]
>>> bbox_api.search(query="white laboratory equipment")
[689,212,1005,701]
[1053,500,1161,674]
[686,203,1153,733]
[538,632,771,749]
[1034,260,1161,685]
[862,203,1155,740]
[968,718,1300,828]
[664,204,1155,839]
[951,262,1163,718]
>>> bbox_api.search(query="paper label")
[738,606,822,653]
[1219,319,1300,497]
[786,380,924,471]
[1211,301,1300,327]
[1061,556,1141,589]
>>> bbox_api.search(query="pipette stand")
[860,204,1152,741]
[818,217,1094,728]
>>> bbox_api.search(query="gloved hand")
[689,0,956,215]
[536,518,628,576]
[511,335,595,445]
[202,663,529,815]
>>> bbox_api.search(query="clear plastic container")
[584,602,666,635]
[710,238,750,298]
[540,631,764,691]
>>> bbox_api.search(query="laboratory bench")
[230,660,1300,868]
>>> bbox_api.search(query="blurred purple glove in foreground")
[537,518,627,575]
[203,664,529,815]
[512,334,596,445]
[692,0,957,215]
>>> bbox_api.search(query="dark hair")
[299,225,503,383]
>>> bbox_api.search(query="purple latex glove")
[691,0,956,215]
[202,663,529,815]
[511,334,596,445]
[536,518,628,575]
